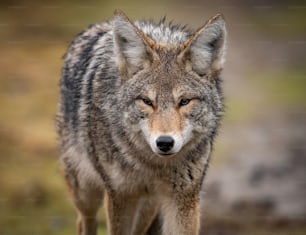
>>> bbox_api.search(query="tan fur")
[150,110,182,134]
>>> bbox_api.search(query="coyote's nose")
[156,136,174,153]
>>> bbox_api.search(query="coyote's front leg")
[131,198,159,235]
[161,192,200,235]
[104,192,144,235]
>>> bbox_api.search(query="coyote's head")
[113,10,226,157]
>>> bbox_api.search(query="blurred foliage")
[0,0,305,234]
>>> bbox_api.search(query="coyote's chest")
[102,153,208,196]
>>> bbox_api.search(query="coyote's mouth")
[157,152,177,157]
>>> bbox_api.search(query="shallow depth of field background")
[0,0,305,234]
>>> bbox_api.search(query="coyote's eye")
[142,98,153,107]
[179,98,191,107]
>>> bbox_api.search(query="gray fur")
[189,16,226,74]
[57,10,226,235]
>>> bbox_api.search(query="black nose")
[156,136,174,153]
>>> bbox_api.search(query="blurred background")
[0,0,305,234]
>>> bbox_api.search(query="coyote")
[56,10,226,235]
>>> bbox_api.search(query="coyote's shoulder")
[57,10,226,235]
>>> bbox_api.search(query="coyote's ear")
[178,14,226,77]
[113,10,156,78]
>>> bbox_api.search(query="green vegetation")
[252,69,306,107]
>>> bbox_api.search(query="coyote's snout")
[148,133,187,156]
[140,105,193,156]
[57,9,226,235]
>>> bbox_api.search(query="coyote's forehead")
[138,84,189,102]
[131,70,199,97]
